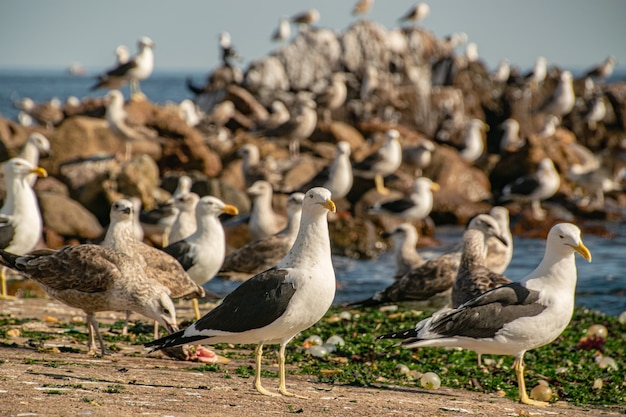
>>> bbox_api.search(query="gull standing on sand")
[146,188,336,398]
[0,158,47,299]
[353,129,402,195]
[378,223,591,406]
[91,36,155,98]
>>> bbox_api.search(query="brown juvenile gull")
[0,158,47,299]
[352,0,374,16]
[378,223,591,406]
[247,180,287,241]
[146,187,336,398]
[485,206,513,275]
[91,36,155,98]
[0,244,179,355]
[163,196,239,318]
[398,2,430,26]
[381,223,425,281]
[369,177,439,221]
[353,129,402,195]
[290,8,320,26]
[500,157,560,220]
[452,214,511,309]
[534,70,575,117]
[103,199,206,331]
[167,192,200,245]
[219,192,304,281]
[105,89,158,159]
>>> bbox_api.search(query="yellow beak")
[571,241,592,262]
[222,204,239,215]
[321,199,336,213]
[430,182,440,191]
[30,167,48,178]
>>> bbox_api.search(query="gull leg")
[514,356,548,406]
[0,266,17,300]
[153,320,160,339]
[122,310,131,336]
[130,81,146,101]
[278,343,306,398]
[192,298,201,320]
[374,174,390,195]
[87,314,107,355]
[531,200,546,220]
[254,343,279,397]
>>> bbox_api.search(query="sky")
[0,0,625,75]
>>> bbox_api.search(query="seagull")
[584,95,607,130]
[302,141,353,200]
[14,97,63,129]
[536,114,560,138]
[237,143,282,189]
[524,56,547,85]
[485,206,513,275]
[403,139,435,177]
[178,99,201,127]
[162,196,238,318]
[492,59,511,83]
[102,199,206,333]
[219,192,304,281]
[499,118,524,153]
[460,119,488,163]
[219,32,242,67]
[128,196,145,243]
[18,132,51,187]
[0,158,47,299]
[534,71,575,117]
[167,192,200,245]
[0,244,179,355]
[584,56,616,80]
[315,73,348,123]
[247,180,287,241]
[399,2,430,26]
[271,17,291,42]
[91,36,155,98]
[501,157,560,220]
[381,223,425,280]
[146,187,336,398]
[352,0,374,16]
[451,214,511,308]
[378,223,591,406]
[105,89,158,159]
[369,177,439,221]
[353,129,403,195]
[115,45,130,65]
[290,8,320,26]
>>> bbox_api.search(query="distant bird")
[452,214,511,309]
[315,73,348,123]
[499,118,524,153]
[352,0,374,16]
[303,141,353,200]
[460,119,488,162]
[114,45,130,65]
[91,36,155,98]
[0,158,47,299]
[399,2,430,26]
[162,196,238,318]
[237,143,282,189]
[369,177,439,221]
[247,180,287,241]
[534,70,575,117]
[492,59,510,83]
[403,140,435,177]
[219,192,304,281]
[584,95,607,130]
[105,89,158,159]
[353,129,403,195]
[381,223,425,280]
[102,199,206,333]
[500,157,560,220]
[167,192,200,244]
[584,56,616,80]
[536,114,560,138]
[178,99,201,127]
[262,100,291,131]
[271,17,291,42]
[14,97,63,129]
[219,32,242,67]
[290,8,320,26]
[18,132,51,187]
[524,56,547,84]
[378,223,591,406]
[146,188,337,398]
[464,42,479,65]
[0,244,179,355]
[485,206,513,275]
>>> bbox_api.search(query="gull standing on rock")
[584,55,616,81]
[247,180,287,241]
[399,2,430,27]
[378,223,591,406]
[146,187,337,398]
[352,0,374,16]
[315,73,348,123]
[303,141,353,200]
[0,158,47,299]
[353,129,402,195]
[369,177,439,222]
[460,119,488,163]
[271,17,291,42]
[535,71,575,117]
[91,36,155,98]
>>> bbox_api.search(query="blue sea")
[1,70,625,317]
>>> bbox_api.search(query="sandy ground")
[1,297,624,417]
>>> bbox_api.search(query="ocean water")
[1,70,625,317]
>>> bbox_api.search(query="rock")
[37,192,105,243]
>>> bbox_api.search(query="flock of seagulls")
[1,0,618,407]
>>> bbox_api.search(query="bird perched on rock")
[399,2,430,26]
[271,17,291,42]
[352,0,374,16]
[369,177,439,222]
[290,8,320,26]
[460,118,488,163]
[353,129,402,195]
[162,196,238,318]
[498,118,524,154]
[0,244,179,355]
[301,141,353,201]
[237,143,282,189]
[146,188,336,398]
[91,36,155,98]
[246,180,287,241]
[381,223,425,281]
[315,73,348,123]
[378,223,591,406]
[0,158,47,299]
[452,214,511,308]
[500,157,560,220]
[14,97,63,129]
[524,56,547,85]
[402,139,435,177]
[584,55,616,81]
[219,192,304,281]
[219,32,242,67]
[103,199,206,332]
[534,70,575,117]
[492,59,511,83]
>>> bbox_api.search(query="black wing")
[162,240,194,271]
